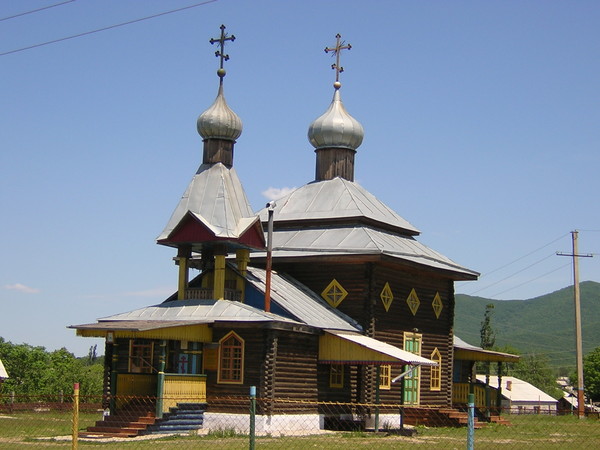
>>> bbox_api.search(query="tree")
[573,346,600,402]
[0,337,103,398]
[480,303,496,350]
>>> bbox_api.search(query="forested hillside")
[455,281,600,370]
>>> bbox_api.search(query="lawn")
[0,412,598,448]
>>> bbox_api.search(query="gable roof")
[245,267,361,332]
[158,163,264,249]
[476,375,557,404]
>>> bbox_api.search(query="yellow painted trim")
[406,288,420,316]
[75,324,213,342]
[432,292,443,319]
[380,282,394,312]
[217,331,245,384]
[321,279,348,308]
[162,375,207,412]
[319,333,402,364]
[214,254,226,300]
[430,348,442,391]
[177,256,189,300]
[236,249,250,302]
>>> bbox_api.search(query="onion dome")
[308,82,364,151]
[197,84,243,141]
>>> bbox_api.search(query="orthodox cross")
[209,24,235,80]
[324,33,352,84]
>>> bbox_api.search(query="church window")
[379,365,391,390]
[321,279,348,308]
[430,348,442,391]
[218,331,244,384]
[129,340,154,373]
[406,288,420,316]
[329,364,344,388]
[380,282,394,312]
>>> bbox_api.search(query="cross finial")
[324,33,351,89]
[209,24,236,82]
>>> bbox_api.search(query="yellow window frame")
[379,364,391,390]
[430,348,442,391]
[329,364,344,388]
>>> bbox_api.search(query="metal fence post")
[249,386,256,450]
[467,393,474,450]
[72,382,80,450]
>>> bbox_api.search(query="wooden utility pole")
[558,230,593,418]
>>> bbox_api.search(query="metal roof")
[260,226,477,278]
[454,336,520,362]
[158,163,257,242]
[322,330,438,366]
[0,358,7,379]
[258,178,420,235]
[94,299,301,325]
[246,267,361,332]
[476,375,557,404]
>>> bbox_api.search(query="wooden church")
[72,27,479,434]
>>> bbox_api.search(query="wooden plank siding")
[275,258,456,408]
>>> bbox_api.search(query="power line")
[479,232,568,280]
[488,262,571,298]
[0,0,76,22]
[0,0,218,57]
[466,252,557,296]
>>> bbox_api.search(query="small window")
[129,340,154,373]
[330,364,344,388]
[218,331,244,384]
[379,365,391,390]
[430,348,442,391]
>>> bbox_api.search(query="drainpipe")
[264,201,276,312]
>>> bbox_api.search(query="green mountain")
[454,281,600,370]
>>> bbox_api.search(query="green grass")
[0,412,598,448]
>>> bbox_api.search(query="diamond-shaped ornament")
[321,279,348,308]
[432,292,443,319]
[380,282,394,312]
[406,288,420,316]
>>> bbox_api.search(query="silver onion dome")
[308,84,364,151]
[197,84,243,141]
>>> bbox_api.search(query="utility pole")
[557,230,593,418]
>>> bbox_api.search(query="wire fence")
[1,392,599,448]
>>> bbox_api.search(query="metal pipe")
[264,202,276,312]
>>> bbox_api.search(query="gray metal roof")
[260,226,477,278]
[158,163,258,241]
[96,299,301,325]
[475,375,557,404]
[246,267,361,332]
[258,178,420,235]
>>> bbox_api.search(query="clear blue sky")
[1,0,599,356]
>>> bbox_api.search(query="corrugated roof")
[246,267,361,332]
[261,227,477,278]
[0,358,8,379]
[95,299,301,325]
[158,163,256,241]
[322,330,438,366]
[476,375,557,404]
[258,178,420,235]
